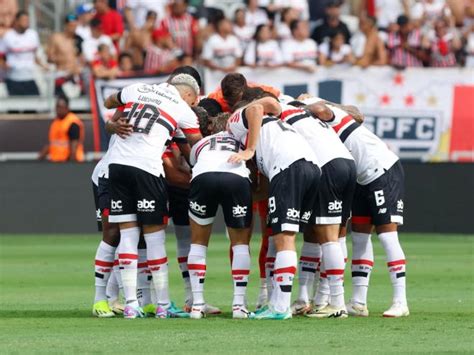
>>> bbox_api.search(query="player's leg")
[369,161,408,317]
[339,160,357,271]
[137,236,154,315]
[187,173,219,319]
[108,164,144,319]
[256,200,270,310]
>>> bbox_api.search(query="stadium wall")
[0,162,473,234]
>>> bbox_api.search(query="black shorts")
[313,158,356,225]
[268,159,321,234]
[92,182,102,231]
[108,164,169,225]
[352,160,405,226]
[168,185,190,226]
[189,172,252,229]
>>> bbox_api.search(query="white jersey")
[227,109,318,181]
[281,38,318,67]
[243,40,283,66]
[3,28,40,81]
[325,104,399,185]
[91,135,117,185]
[201,33,243,69]
[190,132,250,180]
[280,103,353,167]
[108,82,200,178]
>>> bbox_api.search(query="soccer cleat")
[92,300,115,318]
[306,305,348,319]
[166,302,190,318]
[109,299,125,315]
[254,304,268,316]
[143,303,157,316]
[203,303,222,315]
[290,300,312,315]
[383,302,409,318]
[250,306,292,320]
[190,304,206,319]
[256,287,268,311]
[346,300,369,317]
[232,305,254,319]
[123,304,145,319]
[155,306,168,319]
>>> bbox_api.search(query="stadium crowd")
[0,0,473,97]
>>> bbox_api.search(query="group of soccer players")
[91,65,409,320]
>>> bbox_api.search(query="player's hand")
[110,118,133,138]
[228,149,255,164]
[296,93,312,101]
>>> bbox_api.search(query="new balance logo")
[397,200,404,212]
[271,218,278,224]
[328,200,342,213]
[189,201,206,215]
[287,208,300,219]
[137,199,155,212]
[232,205,248,218]
[96,209,101,221]
[111,200,123,211]
[301,211,311,221]
[378,208,387,214]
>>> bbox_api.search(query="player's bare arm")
[105,108,133,138]
[104,91,123,109]
[163,156,191,190]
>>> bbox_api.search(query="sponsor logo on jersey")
[137,199,155,212]
[96,208,101,221]
[232,205,248,218]
[190,201,206,215]
[111,200,123,212]
[378,208,387,214]
[301,211,311,222]
[328,200,342,213]
[286,208,300,220]
[397,200,404,212]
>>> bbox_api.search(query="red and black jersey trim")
[339,121,360,142]
[262,116,279,125]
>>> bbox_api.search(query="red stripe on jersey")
[125,102,133,109]
[281,108,303,120]
[117,105,125,112]
[137,262,148,268]
[177,256,188,263]
[148,257,168,266]
[274,266,297,275]
[194,139,210,161]
[352,216,372,224]
[326,269,345,275]
[231,269,250,275]
[118,253,138,260]
[320,272,327,278]
[181,128,200,134]
[300,256,320,263]
[387,259,406,267]
[333,115,353,133]
[113,259,119,266]
[188,263,206,270]
[95,260,114,267]
[352,259,374,267]
[159,108,178,129]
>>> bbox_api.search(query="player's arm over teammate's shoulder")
[297,93,365,123]
[105,106,133,138]
[104,83,146,109]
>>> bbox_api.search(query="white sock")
[188,244,207,307]
[144,230,170,308]
[94,241,116,303]
[297,242,321,304]
[175,225,192,305]
[270,250,297,313]
[106,267,119,303]
[378,231,407,305]
[339,236,348,268]
[322,242,345,308]
[314,261,330,306]
[231,244,251,307]
[351,232,374,305]
[265,237,276,299]
[137,248,151,307]
[118,227,140,306]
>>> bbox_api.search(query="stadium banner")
[205,67,474,162]
[90,73,170,151]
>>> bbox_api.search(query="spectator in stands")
[92,43,119,79]
[311,0,351,44]
[75,3,94,40]
[124,0,166,31]
[144,27,185,74]
[47,14,84,96]
[202,17,242,72]
[411,0,453,32]
[275,7,299,41]
[282,19,318,72]
[351,16,387,67]
[158,0,200,58]
[244,24,283,67]
[38,96,85,163]
[93,0,124,48]
[422,17,461,67]
[82,18,116,63]
[387,15,426,68]
[3,11,44,96]
[125,10,157,68]
[233,8,254,52]
[371,0,409,31]
[245,0,269,30]
[319,29,354,66]
[267,0,309,21]
[118,52,135,74]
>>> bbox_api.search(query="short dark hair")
[212,113,230,133]
[290,19,300,34]
[57,95,70,107]
[90,18,102,28]
[192,106,210,136]
[169,66,202,89]
[397,15,409,26]
[119,52,133,61]
[221,73,248,106]
[15,10,28,21]
[198,98,223,117]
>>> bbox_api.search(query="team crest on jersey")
[232,205,248,218]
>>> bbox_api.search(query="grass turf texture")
[0,234,473,354]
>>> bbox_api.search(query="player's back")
[190,131,249,180]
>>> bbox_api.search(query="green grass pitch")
[1,233,473,354]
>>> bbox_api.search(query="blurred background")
[0,0,473,235]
